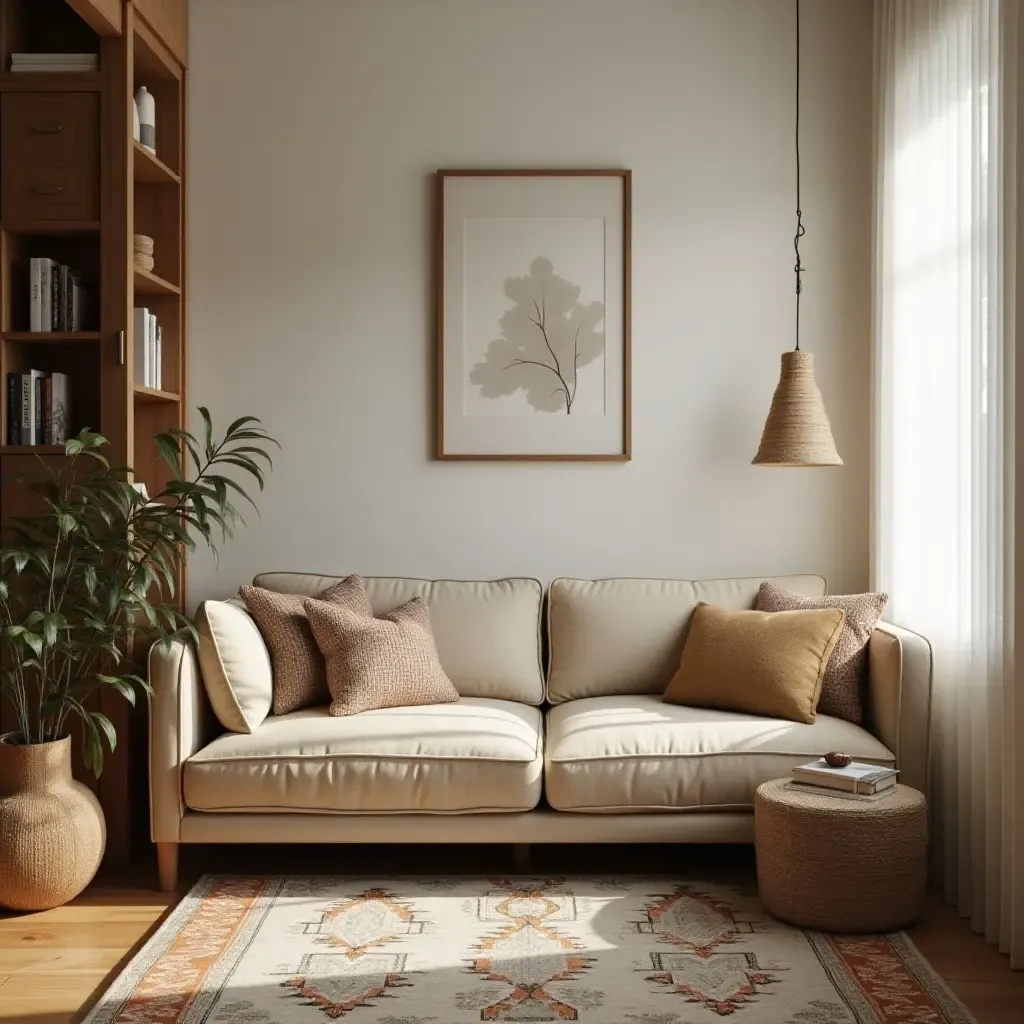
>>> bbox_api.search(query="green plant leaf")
[97,675,136,706]
[153,434,182,479]
[90,711,117,752]
[199,406,214,458]
[41,613,65,648]
[0,417,276,747]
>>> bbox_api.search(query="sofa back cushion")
[251,573,544,705]
[546,575,827,703]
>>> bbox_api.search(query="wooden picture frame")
[436,169,631,461]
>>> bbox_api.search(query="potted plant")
[0,411,276,910]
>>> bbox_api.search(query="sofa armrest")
[866,621,933,793]
[149,639,209,843]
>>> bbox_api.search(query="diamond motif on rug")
[645,951,776,1016]
[282,951,411,1018]
[464,885,596,1020]
[635,887,752,957]
[303,887,424,958]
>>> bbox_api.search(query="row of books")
[10,53,98,73]
[30,259,92,333]
[6,371,71,446]
[789,759,899,801]
[133,307,164,391]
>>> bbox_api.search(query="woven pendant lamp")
[752,0,842,468]
[753,350,842,465]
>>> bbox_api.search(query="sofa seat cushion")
[544,695,895,812]
[183,698,543,814]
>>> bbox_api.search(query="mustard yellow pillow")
[662,602,846,723]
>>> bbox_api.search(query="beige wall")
[187,0,873,604]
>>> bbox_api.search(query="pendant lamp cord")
[793,0,805,351]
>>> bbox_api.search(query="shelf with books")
[21,256,97,334]
[133,265,180,297]
[133,140,180,186]
[3,365,82,448]
[4,237,98,333]
[2,353,96,440]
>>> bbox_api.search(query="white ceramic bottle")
[132,98,141,142]
[135,85,156,154]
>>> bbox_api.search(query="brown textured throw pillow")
[755,582,888,724]
[304,596,460,717]
[662,602,846,724]
[240,575,372,715]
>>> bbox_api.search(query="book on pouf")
[791,758,899,795]
[787,780,896,801]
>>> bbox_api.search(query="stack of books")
[790,759,899,801]
[133,307,163,390]
[10,53,98,73]
[30,259,91,332]
[7,371,71,446]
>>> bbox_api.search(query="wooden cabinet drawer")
[2,93,99,224]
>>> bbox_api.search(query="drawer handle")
[31,185,63,195]
[30,124,64,134]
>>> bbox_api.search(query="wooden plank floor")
[0,847,1021,1023]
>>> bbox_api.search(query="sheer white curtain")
[873,0,1024,966]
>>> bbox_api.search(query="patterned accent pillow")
[304,596,460,717]
[240,575,372,715]
[755,582,888,724]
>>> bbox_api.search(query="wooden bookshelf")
[134,265,180,296]
[133,139,179,185]
[0,0,189,869]
[0,71,103,91]
[2,330,101,341]
[133,383,179,403]
[2,220,101,234]
[0,444,67,455]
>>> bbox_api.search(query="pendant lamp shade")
[752,350,842,466]
[752,0,843,468]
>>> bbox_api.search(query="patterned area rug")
[83,876,975,1023]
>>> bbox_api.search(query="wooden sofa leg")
[513,843,530,871]
[157,842,179,892]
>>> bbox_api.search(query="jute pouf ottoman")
[755,778,927,932]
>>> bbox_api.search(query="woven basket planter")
[0,736,105,911]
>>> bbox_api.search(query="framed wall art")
[436,169,631,460]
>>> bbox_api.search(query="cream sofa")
[149,573,932,890]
